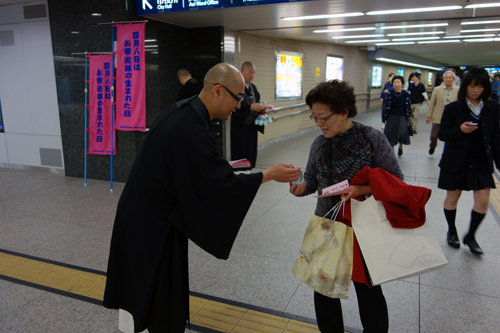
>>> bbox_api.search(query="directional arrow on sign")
[143,0,153,10]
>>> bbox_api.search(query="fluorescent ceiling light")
[71,31,79,34]
[145,39,157,42]
[376,57,442,71]
[380,23,449,30]
[417,40,462,44]
[314,27,376,33]
[91,13,102,16]
[444,34,496,39]
[144,45,158,48]
[367,6,462,15]
[465,3,500,9]
[332,34,385,39]
[461,20,500,25]
[392,37,440,41]
[463,38,500,42]
[375,42,416,46]
[387,32,445,36]
[461,28,500,33]
[345,39,390,43]
[281,12,364,21]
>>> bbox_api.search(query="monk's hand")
[340,185,372,202]
[289,181,306,196]
[262,163,301,184]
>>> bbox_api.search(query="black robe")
[177,78,203,102]
[230,83,261,169]
[103,96,263,332]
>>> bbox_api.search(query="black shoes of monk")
[398,148,403,156]
[429,147,435,155]
[447,232,460,248]
[463,235,483,255]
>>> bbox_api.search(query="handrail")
[272,109,310,120]
[266,102,306,113]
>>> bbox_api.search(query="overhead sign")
[137,0,313,15]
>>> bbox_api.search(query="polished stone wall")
[47,0,223,182]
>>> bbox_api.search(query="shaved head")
[199,63,245,120]
[202,63,242,92]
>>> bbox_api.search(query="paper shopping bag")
[292,207,353,299]
[351,195,447,286]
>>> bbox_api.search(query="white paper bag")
[351,195,447,286]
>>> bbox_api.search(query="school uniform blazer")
[438,100,500,175]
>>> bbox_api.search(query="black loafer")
[429,147,435,155]
[447,232,460,248]
[463,236,483,255]
[398,148,403,156]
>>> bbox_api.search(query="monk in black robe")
[103,63,300,333]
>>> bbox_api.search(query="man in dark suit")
[230,61,265,170]
[177,68,203,101]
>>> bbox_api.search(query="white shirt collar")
[466,97,483,117]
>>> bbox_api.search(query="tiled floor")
[1,105,500,332]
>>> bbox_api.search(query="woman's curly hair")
[305,80,357,117]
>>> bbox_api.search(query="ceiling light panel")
[281,12,364,21]
[461,20,500,25]
[380,23,449,30]
[331,34,385,39]
[345,39,390,43]
[367,6,462,15]
[375,57,442,71]
[375,42,416,46]
[465,3,500,9]
[387,32,445,36]
[392,37,440,41]
[461,28,500,33]
[444,34,496,39]
[314,27,376,33]
[417,40,462,44]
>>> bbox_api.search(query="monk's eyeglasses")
[309,113,334,124]
[214,83,244,103]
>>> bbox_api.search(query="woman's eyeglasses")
[309,113,334,124]
[214,83,244,103]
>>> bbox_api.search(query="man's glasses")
[214,83,244,103]
[309,113,334,124]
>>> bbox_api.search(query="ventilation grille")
[23,4,47,20]
[40,148,63,167]
[0,30,14,46]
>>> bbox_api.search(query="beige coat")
[426,84,459,124]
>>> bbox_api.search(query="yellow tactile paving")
[0,250,321,333]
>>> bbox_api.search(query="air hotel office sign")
[137,0,312,14]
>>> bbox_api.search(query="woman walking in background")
[383,75,412,156]
[380,73,395,127]
[439,67,500,254]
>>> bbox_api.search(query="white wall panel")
[5,133,63,168]
[22,20,61,136]
[0,133,8,164]
[0,23,34,134]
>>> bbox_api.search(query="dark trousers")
[314,282,389,333]
[430,123,440,149]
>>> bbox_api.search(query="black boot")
[444,209,459,248]
[463,210,485,255]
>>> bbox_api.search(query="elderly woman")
[439,67,500,254]
[290,80,403,333]
[383,75,412,156]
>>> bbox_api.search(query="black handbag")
[407,120,413,136]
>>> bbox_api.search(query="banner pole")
[110,22,115,191]
[84,51,88,186]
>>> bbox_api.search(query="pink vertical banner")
[88,55,116,155]
[115,22,146,131]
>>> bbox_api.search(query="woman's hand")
[289,181,306,196]
[340,185,372,202]
[460,121,479,134]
